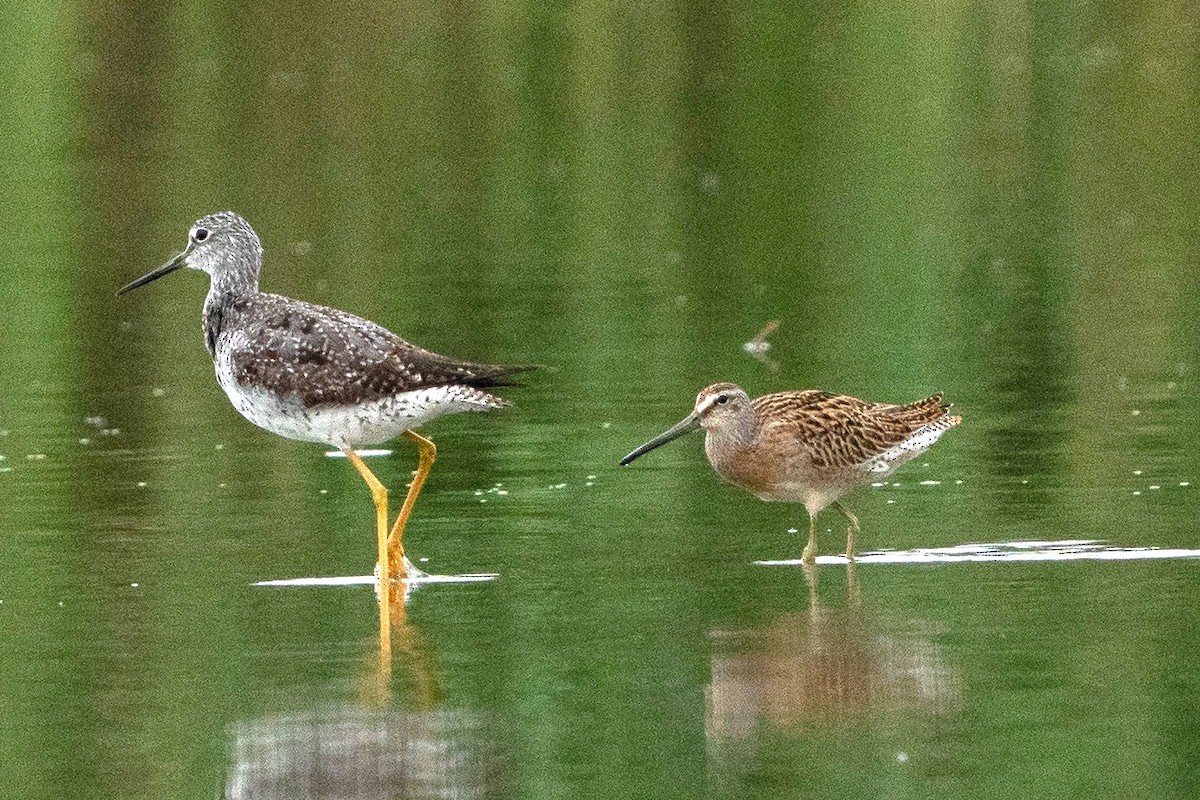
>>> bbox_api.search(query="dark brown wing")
[752,390,953,469]
[220,293,530,408]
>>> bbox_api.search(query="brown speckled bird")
[621,382,961,563]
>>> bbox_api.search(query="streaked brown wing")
[753,390,949,469]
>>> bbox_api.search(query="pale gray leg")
[801,515,818,564]
[846,559,861,607]
[832,501,860,562]
[801,560,819,611]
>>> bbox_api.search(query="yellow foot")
[387,552,410,581]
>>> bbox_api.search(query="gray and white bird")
[118,211,529,597]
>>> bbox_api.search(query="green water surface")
[1,1,1198,798]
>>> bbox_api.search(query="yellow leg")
[833,501,860,562]
[343,448,394,630]
[801,515,818,564]
[386,430,437,577]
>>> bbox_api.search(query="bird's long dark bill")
[620,413,701,465]
[116,251,187,296]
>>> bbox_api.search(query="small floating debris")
[919,480,941,486]
[151,387,166,397]
[25,453,46,461]
[742,320,780,371]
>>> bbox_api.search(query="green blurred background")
[1,1,1198,797]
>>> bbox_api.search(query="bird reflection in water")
[226,600,507,800]
[706,565,961,743]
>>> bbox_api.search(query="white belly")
[216,369,488,448]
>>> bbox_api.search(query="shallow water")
[2,2,1199,798]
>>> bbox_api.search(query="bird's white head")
[117,211,263,297]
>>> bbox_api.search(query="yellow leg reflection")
[360,593,442,712]
[386,430,437,578]
[343,447,393,628]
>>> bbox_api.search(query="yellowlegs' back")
[118,211,530,601]
[620,382,961,563]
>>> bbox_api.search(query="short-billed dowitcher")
[118,211,529,595]
[621,383,961,563]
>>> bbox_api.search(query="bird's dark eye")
[194,227,209,242]
[717,394,729,405]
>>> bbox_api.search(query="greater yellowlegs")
[118,211,529,594]
[621,383,960,562]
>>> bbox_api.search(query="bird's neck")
[705,415,756,453]
[202,287,250,358]
[208,263,260,298]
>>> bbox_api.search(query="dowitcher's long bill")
[118,211,530,599]
[621,382,961,563]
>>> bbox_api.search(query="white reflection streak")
[758,540,1200,566]
[253,573,497,587]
